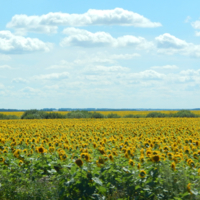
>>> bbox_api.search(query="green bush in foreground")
[0,156,199,200]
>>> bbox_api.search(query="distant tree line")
[0,109,199,120]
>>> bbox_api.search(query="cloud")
[155,33,200,57]
[195,31,200,37]
[151,65,178,70]
[46,53,140,70]
[129,70,165,80]
[0,31,52,54]
[20,87,42,95]
[155,33,188,49]
[33,72,69,80]
[84,65,130,74]
[185,16,191,23]
[0,65,12,69]
[12,78,28,83]
[61,27,153,49]
[191,19,200,29]
[109,53,140,59]
[7,8,161,34]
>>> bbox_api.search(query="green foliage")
[173,110,197,118]
[21,109,65,119]
[91,112,105,119]
[107,113,121,118]
[146,112,168,118]
[65,110,105,119]
[0,113,19,120]
[123,114,144,118]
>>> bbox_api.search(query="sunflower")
[151,155,160,163]
[198,168,200,176]
[167,152,174,160]
[99,148,106,155]
[60,154,67,161]
[129,159,134,166]
[98,156,104,164]
[188,160,195,168]
[193,152,198,159]
[3,150,8,154]
[163,146,169,153]
[108,154,114,162]
[49,147,55,153]
[0,156,5,163]
[139,170,146,178]
[146,149,152,157]
[137,163,141,169]
[140,155,145,163]
[184,146,190,154]
[23,149,28,155]
[124,152,129,159]
[13,149,21,158]
[171,162,176,171]
[187,183,193,194]
[75,158,83,167]
[19,160,23,166]
[144,142,150,148]
[84,153,90,162]
[37,146,45,154]
[174,155,182,163]
[81,153,86,159]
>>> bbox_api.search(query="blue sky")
[1,0,200,109]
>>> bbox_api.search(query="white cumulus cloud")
[151,65,178,70]
[0,31,52,54]
[155,33,200,57]
[61,27,153,49]
[7,8,161,34]
[33,72,69,80]
[191,20,200,29]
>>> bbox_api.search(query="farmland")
[0,117,200,199]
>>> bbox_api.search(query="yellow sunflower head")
[129,159,134,166]
[139,170,146,178]
[171,162,176,171]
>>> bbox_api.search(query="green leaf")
[180,191,190,198]
[122,167,130,173]
[92,177,103,186]
[190,189,198,195]
[64,178,75,187]
[47,169,57,174]
[135,185,141,190]
[82,166,88,171]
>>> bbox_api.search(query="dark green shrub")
[123,114,143,118]
[65,110,92,118]
[91,112,105,118]
[107,113,121,118]
[0,113,19,120]
[146,112,168,118]
[173,110,197,118]
[21,110,65,119]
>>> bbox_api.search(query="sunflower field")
[0,118,200,199]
